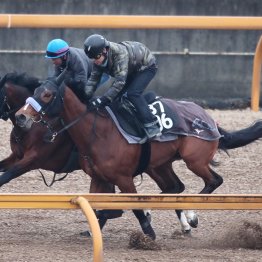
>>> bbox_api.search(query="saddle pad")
[106,98,222,144]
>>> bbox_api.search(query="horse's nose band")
[26,97,42,112]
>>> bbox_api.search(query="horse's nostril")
[15,114,26,125]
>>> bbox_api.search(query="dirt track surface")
[0,109,261,262]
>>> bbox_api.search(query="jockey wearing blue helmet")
[45,39,69,58]
[45,38,93,103]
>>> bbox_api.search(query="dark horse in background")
[0,72,79,183]
[15,77,262,240]
[0,72,197,238]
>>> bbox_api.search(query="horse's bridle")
[27,85,90,143]
[42,110,89,143]
[28,93,58,124]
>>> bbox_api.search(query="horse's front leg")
[0,153,18,172]
[89,178,123,231]
[0,154,36,187]
[117,176,156,240]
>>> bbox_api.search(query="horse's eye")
[44,92,52,98]
[41,90,53,102]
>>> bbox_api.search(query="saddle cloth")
[106,97,222,144]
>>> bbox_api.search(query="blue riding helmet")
[45,39,69,59]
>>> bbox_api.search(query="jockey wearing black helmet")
[83,34,161,141]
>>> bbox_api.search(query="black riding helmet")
[84,34,109,59]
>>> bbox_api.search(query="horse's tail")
[218,120,262,150]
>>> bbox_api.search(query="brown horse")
[15,77,262,239]
[0,72,79,184]
[1,73,197,238]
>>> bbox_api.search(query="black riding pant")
[124,64,158,124]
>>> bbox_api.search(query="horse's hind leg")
[184,158,223,194]
[199,167,223,194]
[117,176,156,240]
[147,163,185,194]
[147,163,198,234]
[182,140,223,194]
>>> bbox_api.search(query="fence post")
[251,35,262,112]
[72,196,104,262]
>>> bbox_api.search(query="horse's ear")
[0,74,7,88]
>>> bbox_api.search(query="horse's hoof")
[146,232,156,240]
[186,211,199,228]
[80,230,92,237]
[188,216,198,228]
[143,225,156,240]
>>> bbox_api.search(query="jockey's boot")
[144,119,161,139]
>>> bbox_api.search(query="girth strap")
[133,141,151,176]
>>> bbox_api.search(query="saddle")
[107,93,221,144]
[109,91,159,138]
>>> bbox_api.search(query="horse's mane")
[0,72,41,92]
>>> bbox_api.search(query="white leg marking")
[180,211,191,232]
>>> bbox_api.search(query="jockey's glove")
[64,77,84,90]
[90,96,111,109]
[84,85,96,100]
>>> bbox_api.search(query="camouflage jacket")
[53,47,93,86]
[86,41,157,101]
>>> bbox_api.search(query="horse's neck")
[62,87,113,147]
[6,84,30,109]
[63,87,87,119]
[62,87,94,135]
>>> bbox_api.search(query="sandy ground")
[0,109,261,262]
